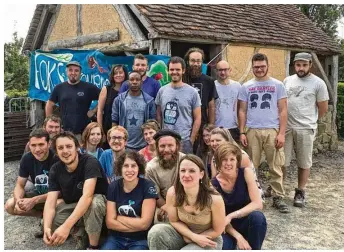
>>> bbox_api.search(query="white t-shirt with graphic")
[283,74,329,130]
[238,77,287,129]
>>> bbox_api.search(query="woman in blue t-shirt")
[79,122,105,160]
[101,151,158,250]
[211,143,267,250]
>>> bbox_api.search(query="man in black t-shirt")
[5,129,58,218]
[45,61,100,141]
[43,131,107,250]
[184,48,219,152]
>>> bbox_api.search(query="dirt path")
[4,142,344,249]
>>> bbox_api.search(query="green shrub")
[337,83,344,139]
[5,89,28,99]
[339,82,344,96]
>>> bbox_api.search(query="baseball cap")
[153,129,182,141]
[293,53,312,62]
[66,61,82,69]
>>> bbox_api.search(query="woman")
[148,154,225,250]
[97,64,128,147]
[211,143,267,250]
[79,122,105,159]
[101,151,158,250]
[196,124,216,178]
[138,119,160,162]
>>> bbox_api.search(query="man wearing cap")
[145,129,185,223]
[45,61,100,141]
[283,52,329,208]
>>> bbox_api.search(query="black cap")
[153,129,182,141]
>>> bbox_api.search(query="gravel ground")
[4,142,344,250]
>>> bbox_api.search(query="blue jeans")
[101,235,148,250]
[222,211,267,250]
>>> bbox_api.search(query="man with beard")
[5,129,58,236]
[156,56,201,154]
[184,47,218,152]
[43,131,108,249]
[45,61,100,141]
[145,129,185,222]
[215,60,242,143]
[283,53,328,208]
[238,53,289,213]
[119,54,161,99]
[99,126,128,182]
[112,71,156,151]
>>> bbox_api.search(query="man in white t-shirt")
[283,52,329,208]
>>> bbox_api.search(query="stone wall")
[313,105,338,153]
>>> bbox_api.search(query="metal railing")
[8,97,30,112]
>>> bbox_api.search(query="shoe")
[34,219,44,238]
[272,196,290,213]
[294,188,306,208]
[263,185,273,198]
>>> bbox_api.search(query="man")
[283,52,329,208]
[99,126,128,182]
[24,115,62,154]
[238,53,289,213]
[156,56,201,154]
[112,70,156,151]
[215,60,242,143]
[145,129,185,222]
[45,61,100,140]
[43,131,108,249]
[5,129,58,236]
[119,53,161,98]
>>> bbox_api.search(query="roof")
[135,4,341,54]
[23,4,341,54]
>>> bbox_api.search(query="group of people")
[5,48,329,250]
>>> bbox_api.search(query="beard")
[157,148,179,170]
[188,65,202,78]
[296,69,310,78]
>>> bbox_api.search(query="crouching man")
[43,131,108,249]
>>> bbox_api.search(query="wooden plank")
[285,50,291,77]
[42,5,61,50]
[128,4,159,39]
[76,4,82,37]
[149,39,171,56]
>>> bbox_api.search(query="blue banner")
[29,49,172,102]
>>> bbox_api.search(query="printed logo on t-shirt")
[191,83,203,99]
[164,99,179,125]
[248,86,275,110]
[77,181,84,190]
[118,200,138,217]
[34,170,49,195]
[287,86,305,98]
[77,92,84,96]
[148,186,157,195]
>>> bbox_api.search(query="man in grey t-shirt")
[156,57,201,154]
[238,53,289,213]
[215,60,242,143]
[283,52,329,208]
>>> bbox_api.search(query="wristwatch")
[240,132,246,135]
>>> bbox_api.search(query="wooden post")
[209,44,226,79]
[327,55,338,132]
[76,4,83,37]
[149,39,171,56]
[285,50,291,77]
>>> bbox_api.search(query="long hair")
[210,127,240,153]
[81,122,105,149]
[109,64,128,87]
[198,124,216,155]
[174,154,218,211]
[183,47,205,84]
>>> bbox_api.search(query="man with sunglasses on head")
[238,53,289,213]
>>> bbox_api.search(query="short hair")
[184,47,205,64]
[134,53,148,64]
[107,126,128,142]
[109,64,128,86]
[115,151,146,177]
[168,56,186,70]
[141,119,161,134]
[29,128,50,143]
[81,122,105,148]
[214,143,242,171]
[252,53,269,64]
[52,131,80,152]
[43,115,61,128]
[128,70,142,79]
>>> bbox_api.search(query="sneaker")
[272,196,290,213]
[263,185,273,198]
[294,188,306,208]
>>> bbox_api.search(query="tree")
[4,32,29,91]
[297,4,344,38]
[339,39,344,81]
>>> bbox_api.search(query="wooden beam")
[47,30,119,50]
[99,40,150,53]
[209,44,226,79]
[42,5,61,50]
[328,55,338,131]
[31,5,49,50]
[149,39,171,56]
[311,52,335,102]
[128,4,159,38]
[285,50,291,77]
[76,4,82,36]
[238,47,259,83]
[113,4,146,42]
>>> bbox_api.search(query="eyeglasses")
[110,136,125,141]
[216,68,229,72]
[189,59,202,64]
[252,65,267,70]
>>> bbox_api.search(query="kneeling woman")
[212,143,267,250]
[101,151,158,250]
[148,154,225,250]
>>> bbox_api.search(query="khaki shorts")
[284,128,316,169]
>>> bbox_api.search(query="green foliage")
[339,41,344,81]
[4,32,29,91]
[337,82,344,138]
[5,89,28,99]
[297,4,344,38]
